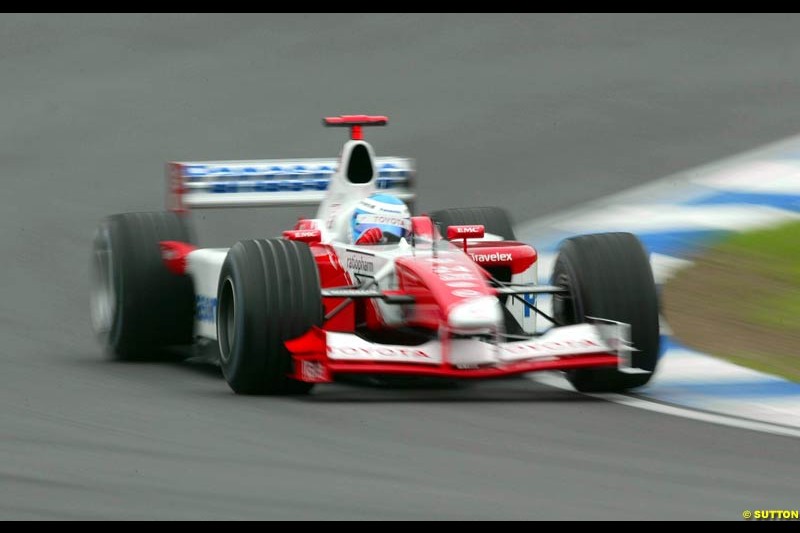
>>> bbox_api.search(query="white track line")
[532,373,800,439]
[695,160,800,194]
[649,253,693,285]
[515,132,800,241]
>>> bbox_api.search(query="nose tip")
[448,297,503,330]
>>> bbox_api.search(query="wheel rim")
[218,277,236,364]
[89,226,115,336]
[552,271,575,326]
[553,257,586,327]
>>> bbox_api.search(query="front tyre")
[217,239,322,395]
[552,232,660,392]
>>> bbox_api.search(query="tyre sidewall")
[553,233,660,392]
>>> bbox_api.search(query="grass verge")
[662,220,800,383]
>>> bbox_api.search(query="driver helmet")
[350,193,411,244]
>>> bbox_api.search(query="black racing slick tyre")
[552,232,660,393]
[217,239,323,395]
[90,212,196,361]
[428,206,516,241]
[429,206,518,302]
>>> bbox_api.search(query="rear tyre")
[90,212,196,361]
[551,232,660,392]
[217,239,322,395]
[429,206,518,310]
[428,206,516,241]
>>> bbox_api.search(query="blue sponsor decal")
[184,162,411,179]
[185,165,209,181]
[211,182,239,193]
[196,295,218,323]
[186,164,340,178]
[185,162,411,194]
[379,163,408,178]
[315,165,333,178]
[376,176,407,189]
[269,165,287,175]
[200,177,408,193]
[523,293,536,318]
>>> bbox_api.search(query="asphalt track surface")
[2,14,800,520]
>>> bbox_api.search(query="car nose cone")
[448,296,503,330]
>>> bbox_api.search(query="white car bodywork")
[178,136,537,343]
[170,127,633,374]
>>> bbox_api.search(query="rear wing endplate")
[167,157,415,211]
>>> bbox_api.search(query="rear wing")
[167,157,415,211]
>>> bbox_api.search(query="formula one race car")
[90,115,660,394]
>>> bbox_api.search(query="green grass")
[749,292,800,332]
[712,220,800,381]
[719,220,800,281]
[664,219,800,382]
[719,220,800,332]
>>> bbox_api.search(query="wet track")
[2,14,800,519]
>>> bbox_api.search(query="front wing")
[285,322,634,383]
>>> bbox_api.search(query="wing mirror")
[447,225,485,240]
[283,229,322,244]
[447,225,484,253]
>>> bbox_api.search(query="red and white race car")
[90,115,660,394]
